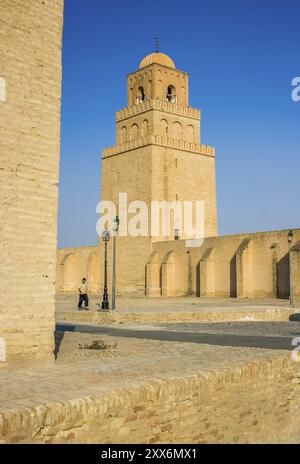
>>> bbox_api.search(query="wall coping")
[116,99,200,122]
[102,135,215,159]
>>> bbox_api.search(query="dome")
[139,52,175,69]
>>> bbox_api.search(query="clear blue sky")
[58,0,300,248]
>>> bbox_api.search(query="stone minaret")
[101,52,218,294]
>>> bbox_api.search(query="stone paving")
[56,293,299,325]
[56,293,300,313]
[1,295,300,442]
[1,319,300,412]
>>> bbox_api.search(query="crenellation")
[116,98,200,121]
[103,135,215,158]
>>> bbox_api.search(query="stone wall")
[147,229,300,299]
[1,353,300,443]
[57,228,300,299]
[0,0,64,367]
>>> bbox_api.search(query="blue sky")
[58,0,300,248]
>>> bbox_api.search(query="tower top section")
[127,51,189,108]
[139,52,175,69]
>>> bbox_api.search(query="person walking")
[78,278,89,310]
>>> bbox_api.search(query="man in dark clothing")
[78,278,89,310]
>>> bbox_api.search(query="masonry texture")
[1,350,300,443]
[0,0,64,367]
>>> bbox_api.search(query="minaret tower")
[101,51,217,294]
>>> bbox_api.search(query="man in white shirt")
[78,278,89,310]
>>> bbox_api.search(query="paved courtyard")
[1,295,300,442]
[1,319,300,412]
[56,293,300,314]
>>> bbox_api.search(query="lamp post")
[101,229,110,310]
[288,229,294,307]
[112,216,119,311]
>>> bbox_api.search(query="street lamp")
[287,229,294,307]
[112,216,119,311]
[101,229,110,310]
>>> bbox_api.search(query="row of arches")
[160,119,195,142]
[119,119,149,144]
[133,84,177,105]
[119,119,196,144]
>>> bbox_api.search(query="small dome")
[139,52,175,69]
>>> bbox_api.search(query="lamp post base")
[101,300,109,310]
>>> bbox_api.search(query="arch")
[0,77,6,102]
[60,253,79,292]
[142,119,149,137]
[160,118,168,136]
[87,252,100,294]
[129,88,134,106]
[166,85,176,103]
[146,251,160,296]
[186,125,194,143]
[180,85,186,103]
[120,126,127,144]
[148,80,152,98]
[160,251,175,296]
[130,123,139,140]
[171,121,182,140]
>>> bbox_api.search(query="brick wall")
[0,0,64,367]
[1,353,300,443]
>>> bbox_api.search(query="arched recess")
[160,251,175,296]
[129,88,134,106]
[87,252,100,294]
[120,126,127,144]
[146,251,160,296]
[186,125,194,143]
[130,123,139,140]
[60,254,78,292]
[171,121,182,140]
[196,248,215,297]
[148,80,152,98]
[142,119,149,137]
[160,118,168,137]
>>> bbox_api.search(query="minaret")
[101,51,218,294]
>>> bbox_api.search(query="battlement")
[102,134,214,158]
[116,99,200,122]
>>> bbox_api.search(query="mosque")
[56,51,300,300]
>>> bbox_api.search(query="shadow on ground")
[55,322,300,353]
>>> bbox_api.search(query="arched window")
[186,125,194,143]
[120,126,127,144]
[129,88,134,106]
[0,77,6,102]
[160,118,168,136]
[148,80,152,98]
[172,121,182,139]
[136,86,146,104]
[131,123,139,140]
[142,119,149,137]
[166,85,176,103]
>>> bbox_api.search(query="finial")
[155,37,160,53]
